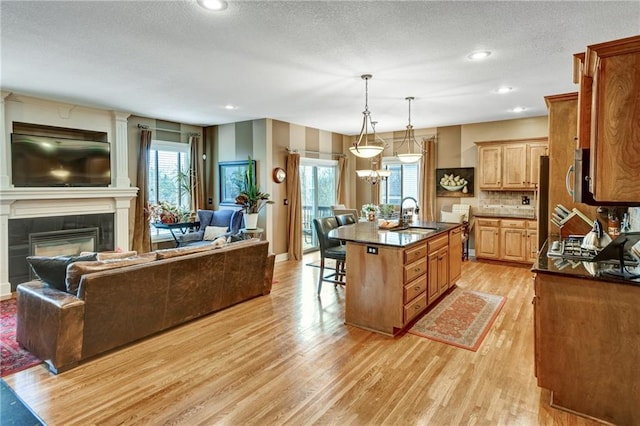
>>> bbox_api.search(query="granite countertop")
[328,220,458,248]
[532,239,640,287]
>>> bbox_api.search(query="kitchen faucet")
[399,197,420,228]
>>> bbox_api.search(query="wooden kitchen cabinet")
[448,227,462,283]
[344,227,461,336]
[475,218,500,260]
[500,219,527,262]
[477,144,502,189]
[575,35,640,204]
[477,218,537,264]
[534,272,640,425]
[427,235,449,305]
[476,139,548,190]
[544,93,599,236]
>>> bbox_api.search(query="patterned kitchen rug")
[1,298,42,377]
[409,289,506,351]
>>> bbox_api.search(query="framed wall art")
[436,167,474,197]
[219,159,256,205]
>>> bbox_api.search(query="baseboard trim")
[0,281,12,299]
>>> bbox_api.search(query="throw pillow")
[27,253,98,292]
[80,250,138,261]
[203,225,228,241]
[440,211,465,224]
[66,255,156,295]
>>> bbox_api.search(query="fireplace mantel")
[0,186,138,297]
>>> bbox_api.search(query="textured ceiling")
[1,1,639,135]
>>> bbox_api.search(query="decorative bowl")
[440,183,465,192]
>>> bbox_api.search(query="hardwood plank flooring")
[4,256,600,425]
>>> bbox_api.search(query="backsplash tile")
[475,190,537,218]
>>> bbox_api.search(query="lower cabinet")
[449,227,462,283]
[476,218,537,263]
[534,272,640,425]
[427,234,449,305]
[344,226,461,336]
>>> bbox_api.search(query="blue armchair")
[176,209,244,247]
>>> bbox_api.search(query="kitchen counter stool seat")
[312,217,346,295]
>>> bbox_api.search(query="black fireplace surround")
[8,213,114,291]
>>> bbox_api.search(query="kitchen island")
[531,240,640,425]
[329,221,462,336]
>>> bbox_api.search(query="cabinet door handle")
[415,285,421,291]
[414,304,422,311]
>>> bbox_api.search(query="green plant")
[146,201,191,223]
[234,156,274,214]
[379,204,395,218]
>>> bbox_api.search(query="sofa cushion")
[27,253,98,292]
[66,253,157,295]
[155,242,219,260]
[81,250,138,261]
[203,226,229,240]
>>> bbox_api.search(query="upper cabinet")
[574,35,640,204]
[476,138,548,191]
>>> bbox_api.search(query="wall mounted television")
[11,133,111,187]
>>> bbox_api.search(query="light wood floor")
[4,256,600,425]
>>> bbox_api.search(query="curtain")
[336,156,347,206]
[189,135,204,212]
[420,137,436,221]
[286,153,302,260]
[132,129,152,253]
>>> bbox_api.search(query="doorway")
[300,158,337,253]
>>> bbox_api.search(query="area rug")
[409,289,506,351]
[1,299,42,377]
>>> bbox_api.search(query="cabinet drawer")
[501,219,526,229]
[404,258,427,283]
[404,291,427,323]
[428,234,449,253]
[404,242,427,265]
[527,220,538,230]
[477,218,500,227]
[404,275,427,304]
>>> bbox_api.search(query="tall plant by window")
[234,156,274,213]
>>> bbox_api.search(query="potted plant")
[235,156,274,229]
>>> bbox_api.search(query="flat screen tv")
[11,133,111,187]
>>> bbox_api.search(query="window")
[148,140,190,239]
[380,158,419,205]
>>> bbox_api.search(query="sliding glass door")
[300,158,337,252]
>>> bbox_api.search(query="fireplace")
[28,227,100,279]
[8,213,115,287]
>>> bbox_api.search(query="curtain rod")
[137,124,200,137]
[286,148,346,158]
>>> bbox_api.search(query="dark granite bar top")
[532,238,640,287]
[328,220,458,248]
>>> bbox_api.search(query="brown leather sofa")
[16,239,275,374]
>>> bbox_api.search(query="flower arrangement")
[234,156,274,214]
[146,201,192,224]
[361,203,380,215]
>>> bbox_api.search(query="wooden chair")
[312,217,346,295]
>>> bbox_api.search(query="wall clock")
[273,167,286,183]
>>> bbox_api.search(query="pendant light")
[396,97,423,163]
[355,121,391,184]
[349,74,386,158]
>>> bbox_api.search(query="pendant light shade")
[349,74,386,158]
[396,97,423,163]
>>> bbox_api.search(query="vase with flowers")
[361,203,380,222]
[235,156,274,229]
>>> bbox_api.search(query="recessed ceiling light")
[197,0,228,11]
[224,104,237,110]
[497,86,513,94]
[512,107,526,113]
[468,50,491,60]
